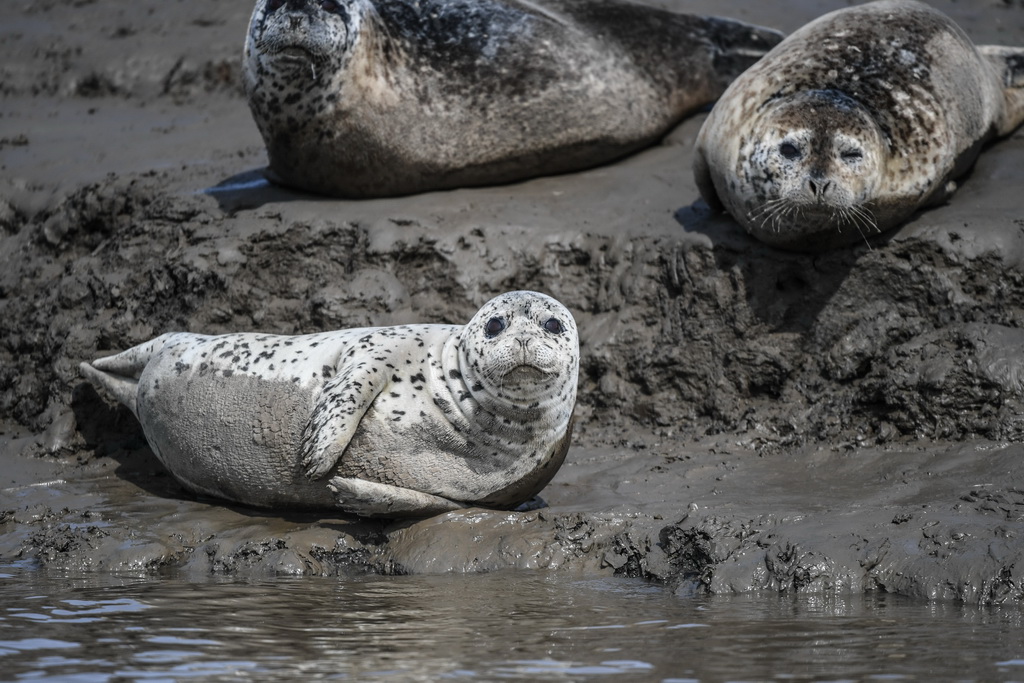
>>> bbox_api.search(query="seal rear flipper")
[89,334,175,376]
[80,334,180,417]
[328,477,467,518]
[701,17,785,90]
[978,45,1024,134]
[79,362,141,417]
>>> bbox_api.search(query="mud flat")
[2,0,1024,605]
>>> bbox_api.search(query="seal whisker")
[847,205,880,250]
[748,197,790,234]
[773,202,798,235]
[852,205,880,235]
[748,197,782,221]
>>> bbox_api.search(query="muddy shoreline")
[3,0,1024,604]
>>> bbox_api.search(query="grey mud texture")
[2,0,1024,605]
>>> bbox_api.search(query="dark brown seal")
[243,0,783,197]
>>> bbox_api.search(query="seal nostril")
[807,177,831,198]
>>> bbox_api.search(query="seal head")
[251,0,355,67]
[694,0,1024,251]
[445,291,578,508]
[460,291,578,411]
[737,90,888,247]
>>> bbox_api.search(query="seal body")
[694,0,1024,251]
[79,291,579,518]
[242,0,783,197]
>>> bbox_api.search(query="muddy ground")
[2,0,1024,605]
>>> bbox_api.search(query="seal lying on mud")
[79,291,579,518]
[242,0,783,197]
[693,0,1024,251]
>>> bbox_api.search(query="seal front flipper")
[328,477,467,518]
[300,359,387,479]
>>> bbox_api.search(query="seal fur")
[693,0,1024,251]
[243,0,783,197]
[79,291,579,518]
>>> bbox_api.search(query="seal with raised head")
[242,0,783,197]
[693,0,1024,251]
[79,291,578,518]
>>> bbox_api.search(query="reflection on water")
[3,561,1024,682]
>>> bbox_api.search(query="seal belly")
[135,350,340,510]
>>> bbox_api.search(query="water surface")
[3,563,1024,682]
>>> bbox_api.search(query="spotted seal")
[693,0,1024,251]
[79,291,578,518]
[242,0,783,197]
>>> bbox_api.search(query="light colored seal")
[242,0,783,197]
[693,0,1024,251]
[79,291,578,518]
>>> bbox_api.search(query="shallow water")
[3,563,1024,682]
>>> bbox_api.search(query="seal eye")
[484,317,506,337]
[841,149,863,162]
[543,318,564,334]
[320,0,343,13]
[267,0,286,11]
[779,142,801,160]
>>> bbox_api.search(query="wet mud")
[2,0,1024,604]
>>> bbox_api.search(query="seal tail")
[79,362,140,417]
[702,16,785,91]
[978,45,1024,135]
[79,334,175,417]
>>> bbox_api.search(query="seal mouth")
[792,201,844,217]
[501,365,553,383]
[266,45,318,62]
[256,30,333,63]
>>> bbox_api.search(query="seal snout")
[807,176,832,203]
[496,339,557,383]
